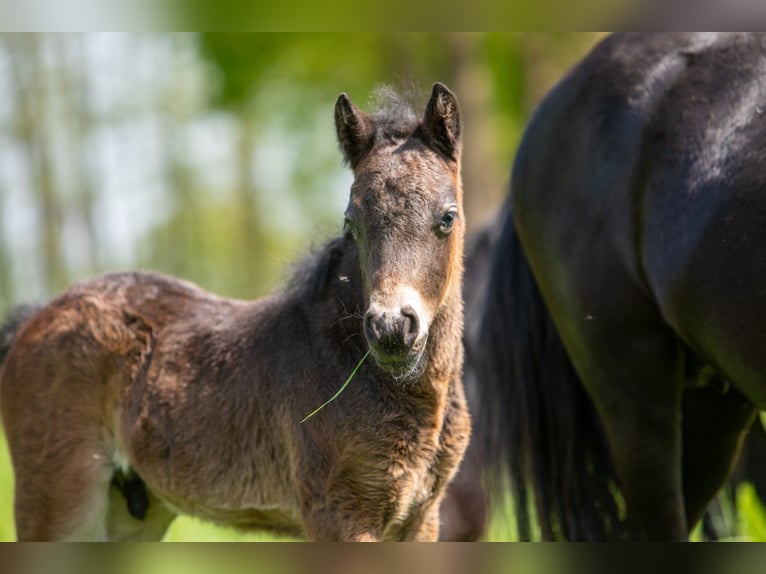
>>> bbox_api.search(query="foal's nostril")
[364,310,382,342]
[365,304,421,356]
[401,305,420,348]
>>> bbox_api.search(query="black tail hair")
[472,204,625,540]
[0,304,40,366]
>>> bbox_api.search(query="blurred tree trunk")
[0,45,13,311]
[5,34,68,294]
[446,33,504,232]
[234,106,263,295]
[66,35,101,271]
[159,112,201,280]
[150,35,206,285]
[0,184,14,313]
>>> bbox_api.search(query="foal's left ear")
[422,82,462,162]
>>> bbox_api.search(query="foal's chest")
[380,392,470,536]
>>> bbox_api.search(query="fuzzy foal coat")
[1,238,469,541]
[0,85,471,542]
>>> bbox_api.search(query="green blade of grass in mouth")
[300,350,370,424]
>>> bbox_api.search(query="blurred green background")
[0,33,602,314]
[0,33,763,542]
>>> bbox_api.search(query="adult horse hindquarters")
[475,33,765,541]
[0,83,471,541]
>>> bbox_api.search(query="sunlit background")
[0,33,602,314]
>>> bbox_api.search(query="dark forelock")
[369,85,420,142]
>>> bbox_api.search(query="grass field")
[1,427,765,542]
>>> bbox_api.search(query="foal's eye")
[438,208,458,235]
[343,217,358,239]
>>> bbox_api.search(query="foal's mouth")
[369,338,428,381]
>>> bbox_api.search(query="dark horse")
[0,83,471,541]
[453,33,766,541]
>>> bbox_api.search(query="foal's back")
[0,270,303,539]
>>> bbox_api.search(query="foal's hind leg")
[11,440,114,541]
[13,441,175,541]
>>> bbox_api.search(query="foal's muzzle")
[364,300,427,378]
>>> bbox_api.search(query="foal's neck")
[422,279,464,388]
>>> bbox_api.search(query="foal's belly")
[120,419,303,528]
[157,493,305,538]
[124,450,303,537]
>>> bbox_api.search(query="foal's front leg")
[301,495,382,542]
[407,504,441,541]
[300,466,388,541]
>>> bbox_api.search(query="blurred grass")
[0,429,14,541]
[164,517,296,542]
[734,483,766,541]
[484,488,520,542]
[2,424,766,541]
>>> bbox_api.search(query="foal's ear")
[335,93,374,168]
[422,82,462,162]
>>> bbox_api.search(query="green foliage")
[0,430,14,541]
[198,34,288,110]
[198,33,413,112]
[484,488,521,542]
[735,483,766,541]
[137,196,309,299]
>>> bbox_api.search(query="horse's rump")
[499,32,766,540]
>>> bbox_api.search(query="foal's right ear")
[335,93,374,168]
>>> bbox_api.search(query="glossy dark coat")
[468,33,765,540]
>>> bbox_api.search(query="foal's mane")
[0,304,40,364]
[285,236,357,306]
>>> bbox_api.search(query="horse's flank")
[465,33,765,541]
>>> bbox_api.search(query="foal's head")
[334,83,464,380]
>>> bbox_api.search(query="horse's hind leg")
[580,330,687,540]
[681,383,756,531]
[535,263,688,539]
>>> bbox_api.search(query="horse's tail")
[472,205,625,541]
[0,304,40,367]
